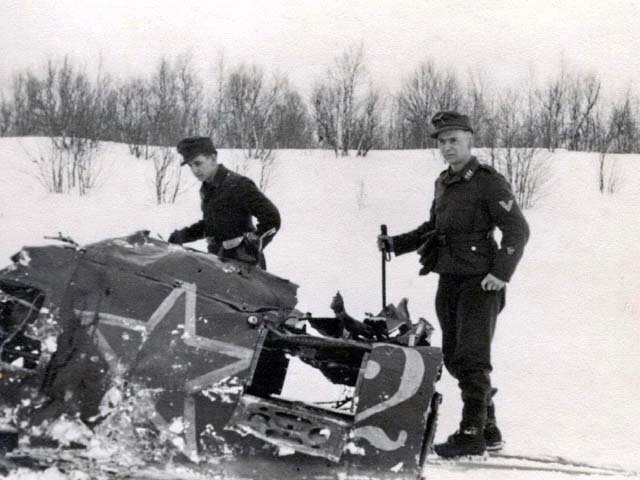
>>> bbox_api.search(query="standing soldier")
[168,137,281,269]
[377,112,530,457]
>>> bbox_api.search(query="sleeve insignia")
[499,199,513,212]
[506,246,515,255]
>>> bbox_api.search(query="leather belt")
[436,231,491,246]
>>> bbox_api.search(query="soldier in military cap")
[377,111,530,457]
[168,136,281,269]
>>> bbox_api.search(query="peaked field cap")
[430,111,474,138]
[177,137,217,165]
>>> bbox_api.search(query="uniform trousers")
[435,274,505,428]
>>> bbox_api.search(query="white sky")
[2,0,640,97]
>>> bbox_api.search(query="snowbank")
[1,138,639,478]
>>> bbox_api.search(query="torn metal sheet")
[0,231,297,459]
[1,231,443,475]
[228,326,443,474]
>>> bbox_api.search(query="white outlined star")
[77,282,253,457]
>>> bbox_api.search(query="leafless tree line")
[3,51,638,154]
[1,50,638,203]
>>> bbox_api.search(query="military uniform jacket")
[392,157,530,282]
[175,164,281,252]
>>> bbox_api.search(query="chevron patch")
[499,199,513,212]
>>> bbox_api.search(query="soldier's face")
[437,130,473,169]
[188,154,218,182]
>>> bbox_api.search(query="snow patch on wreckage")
[0,231,443,475]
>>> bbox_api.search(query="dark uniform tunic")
[171,164,281,264]
[392,156,529,428]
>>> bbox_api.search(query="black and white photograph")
[1,1,639,479]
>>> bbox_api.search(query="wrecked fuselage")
[229,327,442,472]
[0,231,442,474]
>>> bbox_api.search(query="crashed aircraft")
[0,231,442,475]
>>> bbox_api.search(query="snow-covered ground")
[1,138,639,479]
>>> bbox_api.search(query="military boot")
[484,388,504,451]
[434,426,486,458]
[434,400,487,458]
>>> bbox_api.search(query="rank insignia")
[499,199,513,212]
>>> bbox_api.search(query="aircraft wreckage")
[0,231,443,475]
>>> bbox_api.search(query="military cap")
[430,111,474,138]
[177,137,217,165]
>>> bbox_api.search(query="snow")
[1,138,639,479]
[6,467,68,480]
[46,417,93,447]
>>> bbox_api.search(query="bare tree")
[136,56,204,202]
[115,55,203,157]
[223,64,283,153]
[312,83,339,155]
[463,70,494,147]
[151,146,183,204]
[0,94,12,135]
[117,78,151,158]
[597,149,622,195]
[535,65,568,150]
[354,87,383,156]
[206,62,284,190]
[15,58,107,195]
[565,72,601,151]
[335,44,367,155]
[144,56,199,142]
[271,87,314,148]
[28,135,102,195]
[488,87,551,208]
[382,96,408,149]
[146,58,180,145]
[29,138,70,193]
[592,95,635,194]
[9,73,34,135]
[396,61,438,149]
[257,150,276,192]
[175,54,204,138]
[311,44,372,156]
[204,52,228,146]
[396,60,464,148]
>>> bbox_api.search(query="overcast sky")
[3,0,640,97]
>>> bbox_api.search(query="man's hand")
[481,273,507,291]
[377,234,393,253]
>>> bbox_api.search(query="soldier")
[168,137,281,269]
[377,111,530,457]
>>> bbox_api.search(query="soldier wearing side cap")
[377,111,530,458]
[168,137,281,269]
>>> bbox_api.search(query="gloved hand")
[377,234,393,253]
[167,230,185,245]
